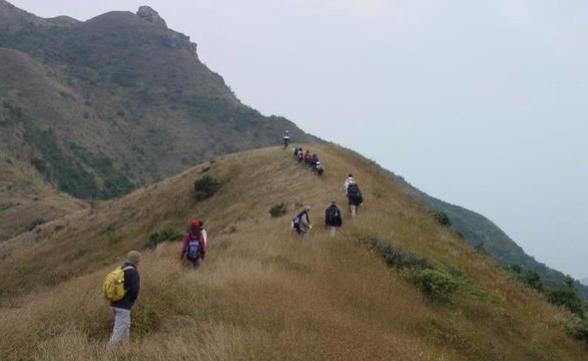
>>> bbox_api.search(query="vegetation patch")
[505,265,586,322]
[356,235,487,303]
[194,175,221,201]
[269,202,288,218]
[422,319,499,360]
[433,211,452,227]
[358,235,433,270]
[547,277,585,319]
[132,303,158,336]
[413,269,460,301]
[26,218,46,232]
[144,228,184,250]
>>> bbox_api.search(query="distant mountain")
[581,278,588,287]
[0,1,315,239]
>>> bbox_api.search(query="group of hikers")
[292,147,324,176]
[103,133,364,347]
[104,218,208,347]
[291,173,364,237]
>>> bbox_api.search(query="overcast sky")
[11,0,588,278]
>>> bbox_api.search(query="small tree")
[194,175,221,201]
[434,211,452,227]
[547,276,585,319]
[524,272,544,293]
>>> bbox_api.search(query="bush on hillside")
[360,235,433,270]
[523,272,544,293]
[414,269,460,302]
[434,211,452,227]
[144,228,184,250]
[194,175,221,201]
[474,242,490,256]
[270,202,288,218]
[504,264,545,293]
[547,277,585,319]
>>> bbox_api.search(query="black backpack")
[327,207,340,225]
[292,212,303,229]
[348,184,363,204]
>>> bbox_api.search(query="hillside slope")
[0,145,585,361]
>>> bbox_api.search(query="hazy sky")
[10,0,588,278]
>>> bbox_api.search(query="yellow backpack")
[103,266,132,302]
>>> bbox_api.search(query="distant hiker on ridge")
[103,250,141,347]
[180,219,206,269]
[283,130,290,149]
[325,201,343,237]
[292,206,312,236]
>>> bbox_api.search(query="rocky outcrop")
[137,6,167,27]
[165,31,198,53]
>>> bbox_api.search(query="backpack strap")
[122,266,134,272]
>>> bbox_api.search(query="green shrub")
[523,272,544,293]
[433,211,452,227]
[414,269,459,301]
[144,228,184,250]
[132,303,158,336]
[194,175,221,201]
[359,235,433,270]
[554,311,588,344]
[547,277,585,319]
[270,202,288,218]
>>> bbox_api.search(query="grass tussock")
[0,145,587,361]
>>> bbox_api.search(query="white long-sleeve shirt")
[344,177,356,194]
[202,229,208,247]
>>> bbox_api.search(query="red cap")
[190,219,200,227]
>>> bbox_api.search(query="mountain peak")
[136,5,167,27]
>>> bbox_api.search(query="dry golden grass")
[0,145,585,360]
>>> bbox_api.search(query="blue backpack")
[187,238,201,261]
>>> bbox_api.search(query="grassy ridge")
[0,145,585,360]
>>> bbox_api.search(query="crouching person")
[103,250,141,347]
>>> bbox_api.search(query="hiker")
[325,201,343,237]
[343,174,356,195]
[310,154,319,168]
[283,130,290,149]
[180,219,206,268]
[297,148,304,163]
[292,206,312,235]
[347,182,364,217]
[311,160,324,176]
[292,147,299,159]
[107,251,141,347]
[304,150,311,165]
